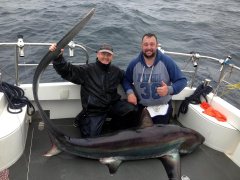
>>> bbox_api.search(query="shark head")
[179,128,205,154]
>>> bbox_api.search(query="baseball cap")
[98,43,114,54]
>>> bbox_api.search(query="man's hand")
[156,81,168,96]
[49,43,64,56]
[127,93,137,105]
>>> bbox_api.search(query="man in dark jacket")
[49,43,137,138]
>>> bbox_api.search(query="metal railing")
[158,45,240,96]
[0,35,89,85]
[0,37,240,97]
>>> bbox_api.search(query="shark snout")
[179,128,205,154]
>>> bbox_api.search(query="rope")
[178,83,213,116]
[0,81,35,116]
[220,82,240,97]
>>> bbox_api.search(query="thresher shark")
[32,8,204,180]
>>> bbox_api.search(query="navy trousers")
[79,114,107,138]
[138,101,173,125]
[76,100,137,138]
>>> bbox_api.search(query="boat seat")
[0,92,29,171]
[178,93,240,167]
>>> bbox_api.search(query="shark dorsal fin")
[139,108,153,128]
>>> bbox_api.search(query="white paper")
[147,104,169,117]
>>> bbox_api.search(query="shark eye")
[135,130,141,133]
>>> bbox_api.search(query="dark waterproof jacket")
[53,56,124,115]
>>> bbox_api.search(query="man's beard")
[143,51,156,59]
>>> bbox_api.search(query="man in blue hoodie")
[123,33,187,124]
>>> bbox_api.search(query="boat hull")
[0,93,29,171]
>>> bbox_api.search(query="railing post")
[189,53,199,88]
[213,56,231,96]
[15,45,19,86]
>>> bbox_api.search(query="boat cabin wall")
[19,82,195,120]
[20,82,82,119]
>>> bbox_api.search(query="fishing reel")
[68,41,76,57]
[17,34,25,57]
[189,51,200,68]
[219,55,232,71]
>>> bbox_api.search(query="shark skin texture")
[32,8,204,180]
[62,109,204,180]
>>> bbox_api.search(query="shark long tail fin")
[32,8,95,140]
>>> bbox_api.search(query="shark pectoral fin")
[159,150,181,180]
[99,157,122,175]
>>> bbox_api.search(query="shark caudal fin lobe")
[159,149,181,180]
[99,157,122,175]
[139,108,153,128]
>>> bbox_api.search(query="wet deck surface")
[9,118,240,180]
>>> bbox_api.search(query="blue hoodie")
[123,50,187,106]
